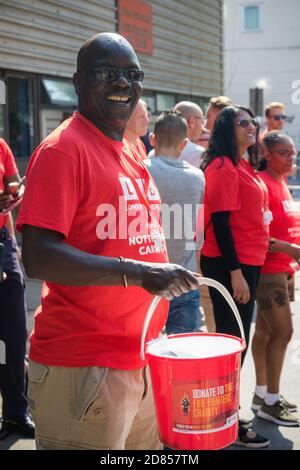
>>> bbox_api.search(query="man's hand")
[0,190,13,211]
[140,262,201,300]
[230,269,250,304]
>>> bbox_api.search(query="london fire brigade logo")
[181,394,190,416]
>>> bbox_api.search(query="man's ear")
[178,138,188,152]
[187,115,194,129]
[73,72,79,96]
[149,132,155,147]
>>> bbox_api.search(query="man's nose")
[113,72,130,86]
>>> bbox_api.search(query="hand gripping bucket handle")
[140,277,245,360]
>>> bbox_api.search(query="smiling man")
[17,33,200,450]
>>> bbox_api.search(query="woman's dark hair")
[200,105,260,171]
[259,131,293,171]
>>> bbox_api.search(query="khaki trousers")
[28,361,161,450]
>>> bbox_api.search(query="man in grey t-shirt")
[148,101,205,169]
[145,110,205,334]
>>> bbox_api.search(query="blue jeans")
[165,290,200,335]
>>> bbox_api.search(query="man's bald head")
[174,101,204,142]
[174,101,203,121]
[77,32,138,71]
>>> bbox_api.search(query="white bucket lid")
[147,334,243,359]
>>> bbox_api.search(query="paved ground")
[1,273,300,451]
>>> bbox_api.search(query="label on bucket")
[172,372,238,434]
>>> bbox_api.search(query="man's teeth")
[107,96,129,102]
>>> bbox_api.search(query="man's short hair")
[208,96,232,111]
[154,110,187,148]
[265,101,285,118]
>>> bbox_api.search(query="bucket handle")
[140,277,246,360]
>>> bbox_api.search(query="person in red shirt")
[251,132,300,426]
[200,105,270,447]
[125,98,149,159]
[17,33,200,450]
[0,138,35,438]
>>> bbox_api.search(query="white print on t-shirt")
[119,176,159,201]
[128,229,165,256]
[282,200,299,213]
[95,177,166,255]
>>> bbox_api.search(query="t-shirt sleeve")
[17,146,80,238]
[1,139,18,176]
[205,158,241,213]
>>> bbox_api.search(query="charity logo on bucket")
[172,372,238,433]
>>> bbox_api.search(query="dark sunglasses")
[85,67,144,83]
[236,118,259,128]
[270,114,287,121]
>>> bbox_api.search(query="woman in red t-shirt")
[251,132,299,426]
[200,105,270,447]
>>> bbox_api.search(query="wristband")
[119,256,128,288]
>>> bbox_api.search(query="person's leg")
[254,274,298,425]
[258,274,293,394]
[252,307,270,387]
[251,275,271,410]
[28,361,159,450]
[125,366,161,450]
[165,290,200,335]
[0,279,28,421]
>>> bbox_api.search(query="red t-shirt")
[135,137,148,160]
[260,171,300,274]
[17,111,169,369]
[0,138,18,227]
[202,156,269,266]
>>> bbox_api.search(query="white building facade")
[224,0,300,149]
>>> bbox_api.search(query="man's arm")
[270,238,300,262]
[22,225,200,299]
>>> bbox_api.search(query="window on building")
[7,75,36,158]
[244,5,260,31]
[156,93,176,113]
[41,78,77,106]
[142,93,155,114]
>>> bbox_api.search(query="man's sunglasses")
[84,67,144,83]
[270,114,287,121]
[236,118,259,128]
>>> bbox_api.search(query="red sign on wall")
[118,0,153,55]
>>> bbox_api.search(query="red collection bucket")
[140,277,246,451]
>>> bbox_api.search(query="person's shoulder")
[258,170,268,181]
[208,155,236,170]
[34,114,84,161]
[184,160,205,178]
[187,140,205,154]
[0,138,10,153]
